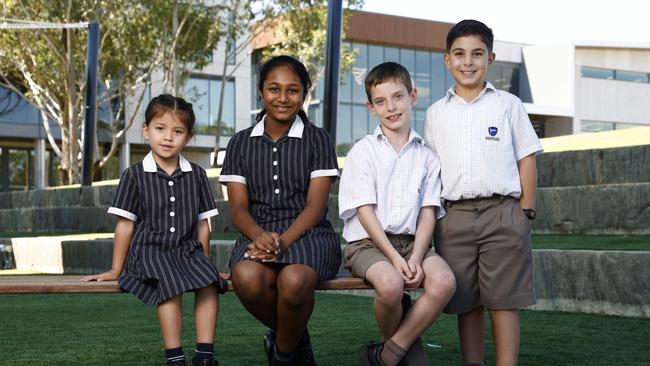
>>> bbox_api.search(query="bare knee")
[231,263,273,301]
[277,266,317,307]
[372,272,404,307]
[423,268,456,302]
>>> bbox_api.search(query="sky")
[361,0,650,45]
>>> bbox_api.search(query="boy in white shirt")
[339,62,456,366]
[424,20,543,366]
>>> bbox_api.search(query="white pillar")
[34,138,46,189]
[119,142,130,173]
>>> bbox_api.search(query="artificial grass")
[1,293,649,365]
[532,234,650,251]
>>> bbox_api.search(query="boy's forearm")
[357,205,402,262]
[412,206,435,261]
[197,219,211,255]
[518,154,538,209]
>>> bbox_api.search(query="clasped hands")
[391,255,424,289]
[244,231,283,262]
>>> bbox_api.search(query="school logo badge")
[485,126,500,141]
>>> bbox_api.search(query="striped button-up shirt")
[219,115,340,225]
[108,152,219,249]
[339,126,443,242]
[423,82,543,202]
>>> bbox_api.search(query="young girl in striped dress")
[219,55,341,366]
[82,94,227,366]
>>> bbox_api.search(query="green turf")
[0,293,648,365]
[532,234,650,251]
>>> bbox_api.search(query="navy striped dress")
[219,116,341,282]
[108,152,227,305]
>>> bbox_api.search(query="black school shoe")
[264,329,317,366]
[358,341,388,366]
[191,356,218,366]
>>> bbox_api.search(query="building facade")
[2,11,650,190]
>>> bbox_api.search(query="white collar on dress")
[142,151,192,173]
[250,114,305,138]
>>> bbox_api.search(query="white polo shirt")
[339,126,443,242]
[423,82,543,202]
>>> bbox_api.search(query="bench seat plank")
[0,275,372,294]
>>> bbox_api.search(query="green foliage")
[0,0,235,183]
[261,0,363,108]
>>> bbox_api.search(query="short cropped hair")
[364,62,413,103]
[446,19,494,53]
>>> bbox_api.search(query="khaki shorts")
[434,196,536,314]
[344,234,437,280]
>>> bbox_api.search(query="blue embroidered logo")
[488,127,498,136]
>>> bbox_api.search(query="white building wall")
[575,46,650,129]
[576,46,650,72]
[521,44,575,114]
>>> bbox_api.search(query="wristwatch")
[523,208,536,220]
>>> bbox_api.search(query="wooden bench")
[0,275,372,294]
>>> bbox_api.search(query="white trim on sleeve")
[219,175,247,185]
[198,208,219,221]
[107,207,137,221]
[310,169,340,179]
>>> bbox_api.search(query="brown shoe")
[358,342,388,366]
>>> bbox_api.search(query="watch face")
[524,209,536,220]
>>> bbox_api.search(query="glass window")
[185,76,236,136]
[581,66,614,80]
[581,120,614,133]
[308,104,321,127]
[352,105,368,142]
[615,70,648,83]
[339,72,353,103]
[415,50,432,107]
[368,45,383,70]
[336,104,352,155]
[226,36,236,65]
[352,43,369,104]
[487,61,520,95]
[400,49,416,82]
[413,109,426,135]
[430,52,447,101]
[185,78,210,125]
[384,47,400,63]
[9,149,33,190]
[615,122,642,130]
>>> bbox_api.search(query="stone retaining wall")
[537,144,650,187]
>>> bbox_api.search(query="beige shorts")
[435,196,536,314]
[344,234,437,280]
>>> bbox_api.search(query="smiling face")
[142,112,191,165]
[260,64,304,125]
[445,35,495,99]
[367,79,416,136]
